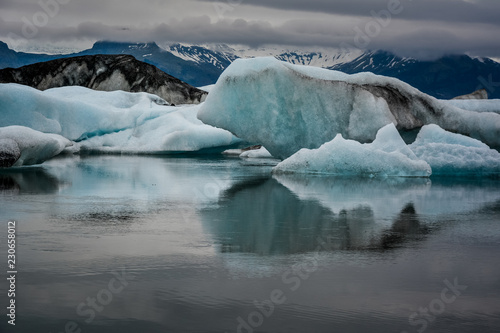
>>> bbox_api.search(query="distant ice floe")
[239,146,273,159]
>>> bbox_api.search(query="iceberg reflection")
[0,168,62,194]
[202,175,500,255]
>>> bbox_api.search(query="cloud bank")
[0,0,499,59]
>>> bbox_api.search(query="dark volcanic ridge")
[0,54,207,105]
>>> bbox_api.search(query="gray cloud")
[0,0,499,59]
[201,0,500,26]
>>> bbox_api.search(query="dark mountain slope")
[0,54,207,104]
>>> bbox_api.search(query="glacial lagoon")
[1,155,499,332]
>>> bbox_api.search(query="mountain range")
[1,40,500,99]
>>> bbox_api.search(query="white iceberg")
[239,146,273,158]
[409,124,500,176]
[443,99,500,114]
[273,124,431,177]
[0,84,241,154]
[198,57,500,159]
[76,104,241,154]
[0,84,167,141]
[0,126,72,167]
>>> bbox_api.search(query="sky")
[1,0,499,59]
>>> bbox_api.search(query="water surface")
[1,155,499,333]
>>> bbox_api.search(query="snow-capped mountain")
[328,50,417,73]
[1,40,500,98]
[274,51,362,68]
[165,42,362,70]
[164,43,500,99]
[329,50,500,99]
[167,43,237,71]
[0,41,224,87]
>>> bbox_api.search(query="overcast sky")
[1,0,499,59]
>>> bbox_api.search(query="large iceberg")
[273,124,431,177]
[0,126,72,167]
[198,57,500,159]
[409,124,500,176]
[0,84,241,155]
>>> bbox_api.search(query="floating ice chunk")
[77,105,241,154]
[273,124,431,177]
[409,124,500,176]
[239,147,273,158]
[443,99,500,114]
[0,84,241,154]
[0,84,171,141]
[198,57,500,159]
[222,149,244,156]
[0,126,72,166]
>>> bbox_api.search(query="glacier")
[273,124,432,177]
[0,83,241,158]
[0,126,72,167]
[198,57,500,160]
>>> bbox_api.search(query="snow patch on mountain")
[163,42,364,71]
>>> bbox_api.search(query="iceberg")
[239,146,273,158]
[0,83,171,141]
[273,124,431,177]
[409,124,500,176]
[443,99,500,114]
[0,84,241,154]
[77,105,241,154]
[198,57,500,159]
[0,126,72,167]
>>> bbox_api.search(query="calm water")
[0,155,499,333]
